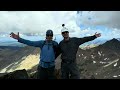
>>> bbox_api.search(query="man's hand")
[95,32,101,37]
[10,32,19,40]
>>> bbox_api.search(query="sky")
[0,11,120,40]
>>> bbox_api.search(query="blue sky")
[0,11,120,41]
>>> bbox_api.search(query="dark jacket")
[59,35,97,63]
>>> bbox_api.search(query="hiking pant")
[37,66,56,79]
[61,61,80,79]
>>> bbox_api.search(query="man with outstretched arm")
[58,24,101,79]
[10,30,59,79]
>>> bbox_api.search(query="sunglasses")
[46,34,53,37]
[62,31,69,34]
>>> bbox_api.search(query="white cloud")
[77,11,120,29]
[0,11,120,40]
[0,11,77,36]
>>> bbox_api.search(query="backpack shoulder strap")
[41,40,54,49]
[41,40,55,48]
[41,40,46,49]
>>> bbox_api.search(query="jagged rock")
[0,69,29,79]
[29,71,38,79]
[29,69,61,79]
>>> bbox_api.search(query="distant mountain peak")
[99,38,120,50]
[106,38,119,44]
[111,38,119,41]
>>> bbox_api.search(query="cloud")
[77,11,120,30]
[0,11,77,35]
[0,11,120,40]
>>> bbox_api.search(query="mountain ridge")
[0,38,120,79]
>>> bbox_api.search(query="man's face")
[62,31,69,38]
[46,34,53,41]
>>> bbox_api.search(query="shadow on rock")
[0,69,29,79]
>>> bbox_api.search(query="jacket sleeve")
[75,35,97,45]
[18,38,42,47]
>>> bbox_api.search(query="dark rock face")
[0,69,29,79]
[28,69,61,79]
[76,38,120,79]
